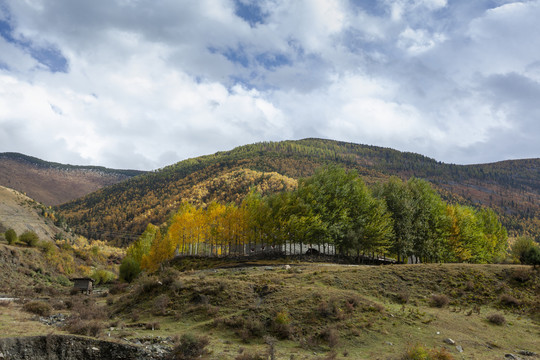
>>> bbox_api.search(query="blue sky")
[0,0,539,170]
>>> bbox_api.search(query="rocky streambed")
[0,335,162,360]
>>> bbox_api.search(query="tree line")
[120,166,509,279]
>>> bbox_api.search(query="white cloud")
[0,0,538,169]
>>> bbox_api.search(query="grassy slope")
[1,262,538,359]
[105,262,539,359]
[57,139,540,244]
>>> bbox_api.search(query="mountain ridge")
[54,138,540,244]
[0,152,146,206]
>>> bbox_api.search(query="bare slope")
[0,185,68,242]
[0,153,144,206]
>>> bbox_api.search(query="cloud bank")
[0,0,539,169]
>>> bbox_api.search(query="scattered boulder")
[443,338,456,345]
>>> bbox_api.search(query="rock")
[518,350,537,356]
[284,265,291,270]
[505,354,523,360]
[443,338,455,345]
[456,345,463,353]
[385,341,393,346]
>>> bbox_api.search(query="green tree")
[374,177,414,262]
[407,178,449,263]
[119,256,141,283]
[511,236,537,263]
[19,231,39,247]
[296,165,392,256]
[521,245,540,266]
[5,228,17,245]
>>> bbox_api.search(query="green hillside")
[56,139,540,245]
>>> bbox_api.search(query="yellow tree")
[141,229,175,272]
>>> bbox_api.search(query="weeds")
[23,301,52,316]
[169,333,210,360]
[430,294,450,308]
[487,313,506,325]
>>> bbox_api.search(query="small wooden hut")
[72,277,95,294]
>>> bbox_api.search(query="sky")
[0,0,539,170]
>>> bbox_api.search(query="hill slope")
[57,139,540,244]
[0,185,70,242]
[0,153,145,206]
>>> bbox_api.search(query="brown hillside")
[0,153,143,206]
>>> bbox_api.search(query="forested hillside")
[0,152,144,206]
[57,139,540,245]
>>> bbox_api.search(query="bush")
[522,246,540,266]
[5,228,17,245]
[109,282,129,295]
[65,319,103,337]
[430,294,450,308]
[119,256,141,283]
[90,269,116,285]
[19,231,39,247]
[402,344,430,360]
[499,294,521,307]
[38,240,56,255]
[23,301,52,317]
[145,322,161,330]
[401,344,455,360]
[511,268,531,283]
[511,236,536,263]
[487,313,506,325]
[153,294,171,316]
[170,333,210,360]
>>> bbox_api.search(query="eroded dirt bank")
[0,335,158,360]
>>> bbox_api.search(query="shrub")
[55,275,71,287]
[321,327,340,348]
[90,269,116,285]
[119,256,141,283]
[394,291,410,304]
[499,294,521,307]
[402,344,430,360]
[23,301,52,317]
[272,311,292,339]
[109,282,129,295]
[38,240,56,255]
[522,246,540,266]
[145,322,161,330]
[170,333,210,360]
[511,268,532,283]
[65,319,103,337]
[5,228,17,245]
[153,294,171,316]
[511,236,536,263]
[19,231,39,247]
[487,313,506,325]
[402,344,455,360]
[429,348,455,360]
[430,294,450,308]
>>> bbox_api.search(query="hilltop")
[56,139,540,245]
[0,152,145,206]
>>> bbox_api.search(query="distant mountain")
[57,138,540,245]
[0,152,145,206]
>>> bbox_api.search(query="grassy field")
[1,262,539,359]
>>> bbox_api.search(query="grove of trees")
[120,166,509,278]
